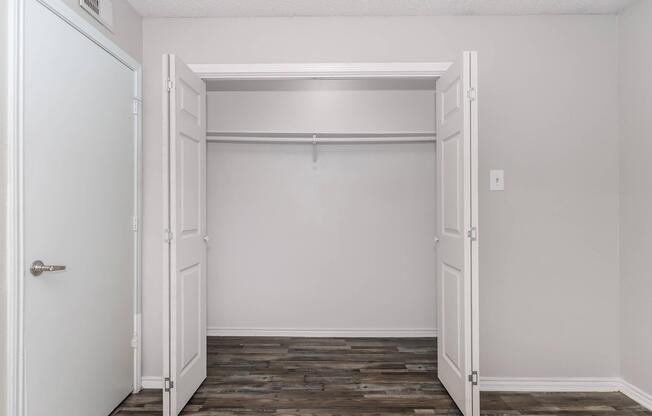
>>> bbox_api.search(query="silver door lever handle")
[30,260,66,276]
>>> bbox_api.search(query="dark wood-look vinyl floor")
[113,337,652,415]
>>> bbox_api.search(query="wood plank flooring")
[113,337,652,415]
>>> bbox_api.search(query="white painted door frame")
[5,0,143,414]
[189,62,451,80]
[162,58,479,415]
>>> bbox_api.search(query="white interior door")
[436,51,479,416]
[23,0,137,415]
[164,54,207,415]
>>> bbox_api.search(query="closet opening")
[163,57,479,416]
[205,77,438,338]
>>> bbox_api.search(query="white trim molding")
[188,62,451,80]
[480,377,621,392]
[480,377,652,411]
[6,1,23,414]
[141,376,164,390]
[138,374,652,411]
[137,373,652,410]
[620,380,652,411]
[206,327,437,338]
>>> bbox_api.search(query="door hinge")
[166,78,173,92]
[467,227,478,241]
[468,371,479,386]
[164,377,174,392]
[164,229,174,244]
[132,98,140,115]
[132,216,138,232]
[466,88,477,101]
[130,333,138,349]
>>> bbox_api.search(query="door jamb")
[5,1,143,414]
[161,60,481,414]
[189,62,450,80]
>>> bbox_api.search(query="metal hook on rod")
[312,134,318,163]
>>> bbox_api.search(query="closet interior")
[204,77,439,335]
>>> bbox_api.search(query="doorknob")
[30,260,66,276]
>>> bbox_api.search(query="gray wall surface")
[618,0,652,399]
[141,15,622,380]
[60,0,143,60]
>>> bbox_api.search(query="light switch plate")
[490,170,504,191]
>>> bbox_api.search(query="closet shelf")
[206,131,436,144]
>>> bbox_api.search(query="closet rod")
[206,131,437,143]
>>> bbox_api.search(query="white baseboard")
[480,377,621,392]
[480,377,652,411]
[140,372,651,411]
[141,376,163,389]
[206,327,437,338]
[620,379,652,411]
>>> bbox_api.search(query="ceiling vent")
[80,0,114,31]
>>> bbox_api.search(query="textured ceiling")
[127,0,639,18]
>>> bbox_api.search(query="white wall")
[206,79,437,133]
[141,15,621,380]
[205,83,437,335]
[618,0,652,399]
[59,0,143,60]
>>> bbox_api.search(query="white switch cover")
[490,170,504,191]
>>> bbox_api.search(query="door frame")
[189,62,451,80]
[162,60,479,414]
[5,0,143,414]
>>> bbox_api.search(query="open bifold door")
[163,54,208,416]
[436,51,480,416]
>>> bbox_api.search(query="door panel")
[180,264,201,369]
[23,0,136,414]
[165,54,207,416]
[442,264,462,369]
[436,51,479,416]
[181,134,202,235]
[442,133,462,236]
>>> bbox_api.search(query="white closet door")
[164,54,207,415]
[23,0,136,414]
[436,51,479,416]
